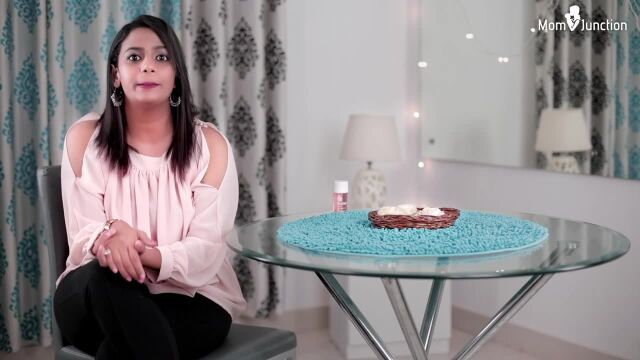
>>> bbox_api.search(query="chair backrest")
[37,165,68,278]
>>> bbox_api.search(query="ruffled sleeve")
[154,120,239,288]
[60,115,108,273]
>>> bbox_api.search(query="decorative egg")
[397,204,418,215]
[418,207,444,216]
[377,206,398,216]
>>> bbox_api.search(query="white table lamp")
[340,114,401,209]
[535,108,592,174]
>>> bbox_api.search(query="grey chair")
[37,165,296,360]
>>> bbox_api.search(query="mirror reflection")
[420,0,639,180]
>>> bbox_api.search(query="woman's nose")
[141,61,155,73]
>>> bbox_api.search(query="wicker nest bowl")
[368,207,460,229]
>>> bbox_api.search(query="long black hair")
[96,15,198,181]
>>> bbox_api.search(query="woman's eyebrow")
[124,45,167,52]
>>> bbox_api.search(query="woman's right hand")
[133,230,157,255]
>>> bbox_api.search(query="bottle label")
[333,193,348,212]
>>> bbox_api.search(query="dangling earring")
[169,94,181,107]
[111,87,123,107]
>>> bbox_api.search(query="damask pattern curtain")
[0,0,286,352]
[535,0,640,178]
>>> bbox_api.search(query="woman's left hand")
[93,228,118,273]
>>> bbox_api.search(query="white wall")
[284,0,418,311]
[418,160,640,359]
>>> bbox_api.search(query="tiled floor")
[298,328,543,360]
[8,327,542,360]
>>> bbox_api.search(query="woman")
[53,15,246,359]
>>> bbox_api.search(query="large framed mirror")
[419,0,639,180]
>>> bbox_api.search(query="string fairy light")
[452,0,640,61]
[453,0,542,60]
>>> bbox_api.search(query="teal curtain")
[0,0,287,352]
[613,1,640,178]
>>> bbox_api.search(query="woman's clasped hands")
[91,220,157,283]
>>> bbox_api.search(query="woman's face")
[112,27,176,106]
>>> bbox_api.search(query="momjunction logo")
[537,5,628,32]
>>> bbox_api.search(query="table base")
[317,272,553,360]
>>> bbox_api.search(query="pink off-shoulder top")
[57,112,247,319]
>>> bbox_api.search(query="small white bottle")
[333,180,349,212]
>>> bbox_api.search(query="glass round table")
[227,212,630,360]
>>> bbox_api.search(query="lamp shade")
[340,114,401,162]
[534,108,592,152]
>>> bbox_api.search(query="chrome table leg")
[454,245,569,359]
[453,273,553,360]
[382,278,428,360]
[420,279,446,354]
[316,272,395,360]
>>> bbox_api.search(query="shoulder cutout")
[66,119,99,178]
[200,126,228,189]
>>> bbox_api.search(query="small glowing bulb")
[530,27,536,33]
[498,57,503,62]
[418,61,428,68]
[503,57,509,63]
[418,161,425,168]
[413,112,420,118]
[465,33,474,39]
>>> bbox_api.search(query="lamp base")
[548,155,581,174]
[351,167,387,209]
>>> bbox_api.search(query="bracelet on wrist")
[92,219,119,255]
[102,218,118,232]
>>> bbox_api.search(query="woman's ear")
[111,64,120,87]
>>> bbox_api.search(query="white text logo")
[538,5,627,32]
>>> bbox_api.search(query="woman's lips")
[137,82,159,89]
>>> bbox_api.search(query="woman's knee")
[86,260,113,281]
[86,261,149,306]
[86,260,137,289]
[54,261,104,314]
[54,261,116,314]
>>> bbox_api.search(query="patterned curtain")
[0,0,286,352]
[535,0,640,178]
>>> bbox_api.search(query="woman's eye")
[156,54,169,61]
[127,54,141,61]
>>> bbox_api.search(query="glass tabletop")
[226,212,631,279]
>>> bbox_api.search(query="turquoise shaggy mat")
[276,210,548,257]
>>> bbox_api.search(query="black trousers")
[54,260,232,360]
